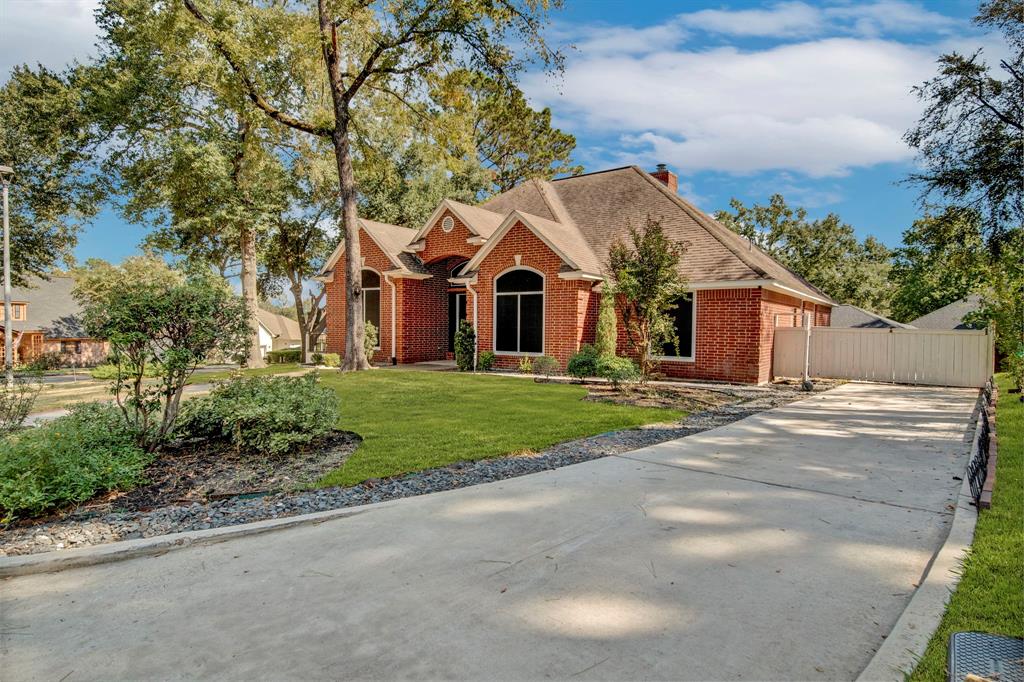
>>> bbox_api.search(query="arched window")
[362,269,381,349]
[495,268,543,354]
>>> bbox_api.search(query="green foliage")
[0,65,101,284]
[606,217,688,378]
[904,2,1023,239]
[0,402,152,522]
[888,207,989,322]
[266,349,302,364]
[176,374,339,456]
[82,273,250,450]
[72,255,184,308]
[532,355,560,380]
[90,361,164,380]
[715,194,893,313]
[974,229,1024,383]
[312,352,340,368]
[363,321,379,363]
[567,344,601,380]
[477,350,496,371]
[597,356,641,387]
[0,380,42,439]
[454,321,476,371]
[517,356,533,374]
[594,292,618,359]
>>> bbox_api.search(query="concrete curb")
[855,401,984,681]
[0,505,375,578]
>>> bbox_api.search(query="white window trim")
[361,267,382,350]
[652,291,697,363]
[492,265,545,357]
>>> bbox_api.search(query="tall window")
[660,293,695,360]
[495,269,543,354]
[362,269,381,349]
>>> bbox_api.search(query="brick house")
[319,165,833,384]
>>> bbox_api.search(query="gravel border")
[1,381,837,557]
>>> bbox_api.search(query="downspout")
[385,274,397,365]
[466,280,479,370]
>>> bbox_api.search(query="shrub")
[454,320,475,371]
[518,356,533,374]
[266,349,301,364]
[0,380,42,438]
[90,361,164,380]
[567,344,600,380]
[25,352,65,371]
[598,356,640,387]
[364,321,379,362]
[0,403,152,521]
[176,374,339,455]
[533,355,560,380]
[595,291,618,359]
[477,350,495,371]
[312,352,340,368]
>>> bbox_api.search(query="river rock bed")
[1,380,838,557]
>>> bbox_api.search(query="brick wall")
[324,228,397,364]
[419,210,479,264]
[473,221,591,368]
[398,256,467,363]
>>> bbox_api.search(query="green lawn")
[910,372,1024,681]
[316,370,682,488]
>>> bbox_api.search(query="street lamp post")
[0,165,13,388]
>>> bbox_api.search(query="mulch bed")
[585,383,743,411]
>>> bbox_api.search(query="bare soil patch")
[585,383,742,411]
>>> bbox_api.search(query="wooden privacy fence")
[773,326,994,388]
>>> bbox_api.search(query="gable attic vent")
[441,216,455,232]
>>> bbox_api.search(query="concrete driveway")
[0,383,978,681]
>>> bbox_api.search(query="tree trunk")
[290,278,309,364]
[318,2,368,371]
[240,225,264,368]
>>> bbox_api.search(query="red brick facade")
[325,215,832,383]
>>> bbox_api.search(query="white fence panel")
[773,326,993,388]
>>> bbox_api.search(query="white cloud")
[0,0,101,80]
[523,36,951,177]
[680,1,823,38]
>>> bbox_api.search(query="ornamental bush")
[454,320,475,371]
[533,355,560,380]
[567,344,600,381]
[597,356,640,387]
[176,374,339,455]
[364,322,379,362]
[0,402,152,521]
[477,350,495,371]
[312,352,340,367]
[0,380,42,439]
[90,361,164,380]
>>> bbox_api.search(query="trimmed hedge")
[266,349,301,364]
[312,352,340,367]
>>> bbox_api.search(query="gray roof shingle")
[9,275,87,338]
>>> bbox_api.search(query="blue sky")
[1,0,998,264]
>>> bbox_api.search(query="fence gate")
[772,326,994,388]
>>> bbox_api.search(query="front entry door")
[448,292,467,352]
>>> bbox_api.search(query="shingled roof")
[319,166,833,303]
[8,275,88,338]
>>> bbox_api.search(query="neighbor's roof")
[910,294,984,330]
[8,275,88,338]
[256,309,301,342]
[830,304,915,329]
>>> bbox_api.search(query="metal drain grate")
[948,632,1024,682]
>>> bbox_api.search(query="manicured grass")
[909,372,1024,681]
[316,370,682,488]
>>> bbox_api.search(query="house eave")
[557,271,604,282]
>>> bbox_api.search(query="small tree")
[82,275,250,450]
[594,289,618,358]
[606,217,688,378]
[454,320,476,371]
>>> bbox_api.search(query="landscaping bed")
[0,378,837,556]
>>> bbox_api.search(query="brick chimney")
[650,163,678,194]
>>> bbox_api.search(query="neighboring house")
[830,304,915,329]
[318,165,833,384]
[257,309,302,358]
[910,294,985,330]
[2,276,108,366]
